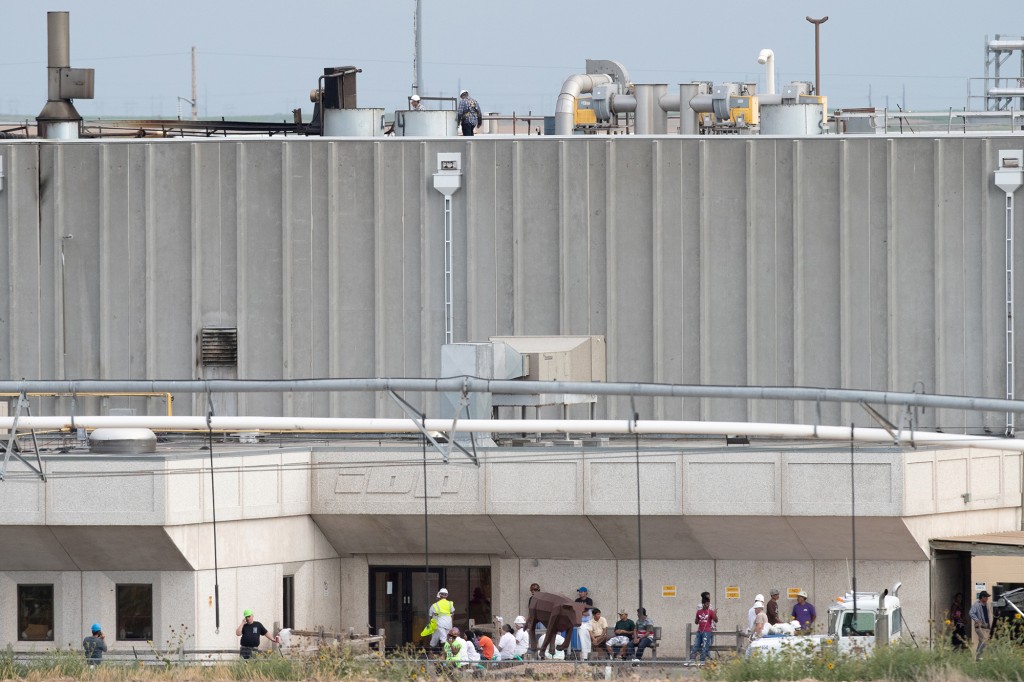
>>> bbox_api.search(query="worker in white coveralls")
[429,588,455,647]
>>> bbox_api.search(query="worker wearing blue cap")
[573,587,595,651]
[83,623,106,664]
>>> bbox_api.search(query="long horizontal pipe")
[1,378,1022,415]
[2,415,1023,452]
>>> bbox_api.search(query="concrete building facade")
[0,438,1018,655]
[0,135,1022,427]
[2,133,1024,654]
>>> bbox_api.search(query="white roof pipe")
[5,415,1024,453]
[555,73,613,135]
[989,40,1024,51]
[757,49,776,95]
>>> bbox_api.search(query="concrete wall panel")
[3,135,1023,430]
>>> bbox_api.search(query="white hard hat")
[514,615,526,625]
[438,588,448,597]
[754,594,764,602]
[411,94,421,101]
[754,600,764,608]
[459,89,468,96]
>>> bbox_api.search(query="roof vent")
[89,428,157,454]
[200,327,238,366]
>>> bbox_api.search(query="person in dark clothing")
[236,609,280,659]
[949,592,967,649]
[83,623,107,664]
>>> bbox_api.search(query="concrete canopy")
[931,531,1024,557]
[312,514,927,560]
[0,526,193,571]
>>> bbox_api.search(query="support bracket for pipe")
[1,392,47,482]
[388,390,478,466]
[858,401,899,444]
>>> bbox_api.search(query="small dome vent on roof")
[89,428,157,454]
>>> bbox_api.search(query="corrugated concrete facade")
[0,136,1019,428]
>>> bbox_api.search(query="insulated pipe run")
[4,378,1024,415]
[555,73,613,135]
[757,49,776,95]
[5,415,1024,453]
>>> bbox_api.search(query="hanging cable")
[632,400,643,614]
[206,383,221,633]
[850,423,857,630]
[422,408,431,626]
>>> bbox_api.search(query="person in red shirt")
[689,592,717,662]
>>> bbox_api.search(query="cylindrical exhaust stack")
[36,11,94,140]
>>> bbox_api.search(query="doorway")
[369,566,492,648]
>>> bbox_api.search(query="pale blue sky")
[0,1,1021,118]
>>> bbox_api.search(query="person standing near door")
[970,590,991,660]
[429,588,455,647]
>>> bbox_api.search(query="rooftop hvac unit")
[488,335,606,383]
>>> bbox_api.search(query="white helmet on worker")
[459,89,468,97]
[411,94,421,102]
[437,588,448,598]
[514,615,526,625]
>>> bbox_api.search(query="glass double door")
[369,566,492,648]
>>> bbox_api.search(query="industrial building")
[2,12,1024,659]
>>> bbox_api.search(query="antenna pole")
[191,46,198,120]
[412,0,423,97]
[806,16,828,96]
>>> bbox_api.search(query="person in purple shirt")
[792,591,816,634]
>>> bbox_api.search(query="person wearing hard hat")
[791,591,816,634]
[428,588,455,648]
[747,593,765,631]
[750,601,768,640]
[410,94,424,110]
[236,609,280,659]
[456,89,483,137]
[83,623,107,665]
[512,615,529,657]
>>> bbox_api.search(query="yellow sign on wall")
[662,585,677,598]
[725,586,741,599]
[788,588,803,599]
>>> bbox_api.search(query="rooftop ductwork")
[554,59,631,135]
[36,12,94,140]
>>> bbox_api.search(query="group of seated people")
[441,616,531,666]
[533,586,656,661]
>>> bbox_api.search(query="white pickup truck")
[747,583,903,657]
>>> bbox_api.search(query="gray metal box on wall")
[59,67,94,99]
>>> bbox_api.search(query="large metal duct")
[36,12,94,140]
[634,84,669,134]
[555,73,614,135]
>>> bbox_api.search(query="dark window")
[283,576,295,629]
[116,584,153,641]
[18,585,54,641]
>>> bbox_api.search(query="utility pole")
[806,16,828,96]
[412,0,422,97]
[191,46,198,120]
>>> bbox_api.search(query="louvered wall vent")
[200,328,238,366]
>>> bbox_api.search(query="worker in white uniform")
[429,588,455,647]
